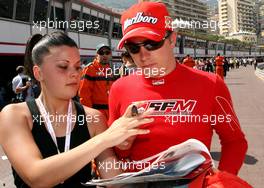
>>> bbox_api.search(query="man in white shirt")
[12,66,33,102]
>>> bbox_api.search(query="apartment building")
[219,0,255,36]
[256,0,264,45]
[150,0,209,32]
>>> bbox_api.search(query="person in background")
[183,54,195,68]
[0,81,6,110]
[11,65,33,102]
[79,43,119,119]
[223,57,229,78]
[215,53,224,79]
[253,58,258,70]
[119,51,137,77]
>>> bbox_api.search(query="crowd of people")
[180,54,257,77]
[4,49,258,110]
[0,1,255,188]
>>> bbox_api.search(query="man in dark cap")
[79,43,117,119]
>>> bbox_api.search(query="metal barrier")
[255,63,264,80]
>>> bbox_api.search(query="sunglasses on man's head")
[98,50,111,56]
[124,32,172,54]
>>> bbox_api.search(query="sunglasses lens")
[125,44,140,54]
[104,51,110,55]
[124,32,171,54]
[125,40,165,54]
[98,50,110,55]
[145,40,164,51]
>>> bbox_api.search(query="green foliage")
[178,29,253,47]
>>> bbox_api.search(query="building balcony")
[174,0,207,10]
[238,0,253,6]
[174,4,207,13]
[174,8,208,20]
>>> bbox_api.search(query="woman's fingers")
[137,107,155,118]
[126,117,154,129]
[127,129,150,136]
[123,101,147,118]
[108,102,155,147]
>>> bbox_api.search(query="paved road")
[0,65,263,187]
[0,146,14,188]
[211,65,264,188]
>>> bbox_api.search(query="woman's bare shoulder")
[1,102,31,119]
[0,103,32,142]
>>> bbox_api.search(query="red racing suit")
[79,59,118,119]
[108,63,247,175]
[215,56,224,79]
[183,57,195,68]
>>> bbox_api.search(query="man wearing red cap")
[108,1,247,176]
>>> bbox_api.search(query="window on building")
[196,40,206,49]
[209,43,217,50]
[176,35,181,47]
[89,15,98,34]
[112,23,119,38]
[97,17,104,35]
[118,24,123,38]
[185,38,195,48]
[71,9,80,31]
[217,44,224,50]
[82,12,90,32]
[226,45,232,51]
[34,0,48,22]
[0,0,14,19]
[112,22,122,38]
[50,6,65,30]
[100,17,109,36]
[103,19,110,36]
[83,12,90,20]
[71,9,80,21]
[15,0,31,22]
[95,17,110,36]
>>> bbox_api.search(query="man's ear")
[33,65,43,81]
[169,32,177,48]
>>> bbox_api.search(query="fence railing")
[255,63,264,79]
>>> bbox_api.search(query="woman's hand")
[100,103,154,148]
[116,135,136,150]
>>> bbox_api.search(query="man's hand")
[25,81,31,88]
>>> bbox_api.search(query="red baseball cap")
[117,2,173,49]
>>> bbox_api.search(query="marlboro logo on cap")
[123,12,158,31]
[117,2,173,49]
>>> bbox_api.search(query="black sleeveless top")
[12,99,94,188]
